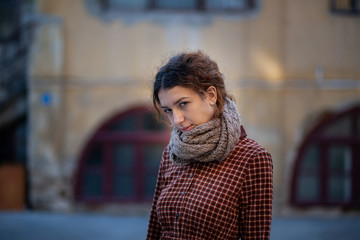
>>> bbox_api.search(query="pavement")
[1,211,360,240]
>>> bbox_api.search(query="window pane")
[113,174,134,197]
[144,144,163,198]
[297,145,320,202]
[328,176,351,202]
[87,144,103,166]
[332,0,359,12]
[328,145,352,202]
[300,145,320,171]
[14,122,27,164]
[334,0,352,8]
[144,144,164,167]
[321,115,352,137]
[83,173,103,197]
[107,115,136,131]
[114,144,134,168]
[329,146,352,172]
[108,0,147,9]
[0,0,18,38]
[144,174,158,198]
[143,112,165,131]
[297,175,320,201]
[207,0,250,9]
[155,0,197,9]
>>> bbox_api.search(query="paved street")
[1,211,360,240]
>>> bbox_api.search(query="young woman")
[147,51,273,240]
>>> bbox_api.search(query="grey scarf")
[169,98,242,166]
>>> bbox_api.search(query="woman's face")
[158,86,217,132]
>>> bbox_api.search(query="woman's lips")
[181,125,194,132]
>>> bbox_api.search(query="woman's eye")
[164,109,172,113]
[179,102,188,107]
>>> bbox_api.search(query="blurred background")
[0,0,359,239]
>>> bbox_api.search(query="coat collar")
[240,125,247,139]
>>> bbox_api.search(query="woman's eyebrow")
[161,97,189,109]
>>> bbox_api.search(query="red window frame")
[74,106,170,203]
[290,105,360,208]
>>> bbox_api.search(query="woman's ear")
[206,86,217,106]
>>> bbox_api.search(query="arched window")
[291,105,360,208]
[74,107,170,203]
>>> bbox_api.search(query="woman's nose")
[172,110,184,125]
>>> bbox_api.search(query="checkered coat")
[147,127,273,240]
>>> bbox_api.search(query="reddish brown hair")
[152,51,233,119]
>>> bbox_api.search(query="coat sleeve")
[146,149,167,240]
[239,150,273,240]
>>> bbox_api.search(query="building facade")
[11,0,360,215]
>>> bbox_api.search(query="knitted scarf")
[169,98,242,166]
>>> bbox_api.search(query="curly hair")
[152,50,233,120]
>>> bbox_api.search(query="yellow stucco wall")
[29,0,360,213]
[34,0,360,81]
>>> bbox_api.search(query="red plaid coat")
[147,127,273,240]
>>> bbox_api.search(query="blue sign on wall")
[41,92,53,106]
